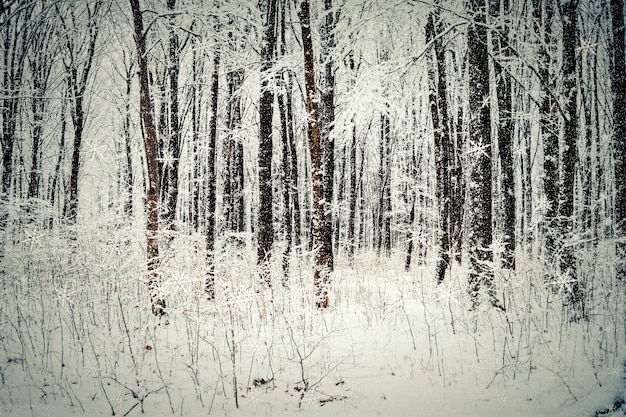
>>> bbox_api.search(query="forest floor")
[0,222,625,416]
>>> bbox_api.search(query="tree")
[257,0,278,285]
[612,0,626,282]
[300,0,329,308]
[320,0,336,271]
[425,11,452,284]
[130,0,165,317]
[490,0,515,270]
[205,47,220,299]
[558,0,583,311]
[27,7,58,200]
[163,0,181,237]
[58,0,104,223]
[466,0,497,308]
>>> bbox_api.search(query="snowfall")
[1,221,625,417]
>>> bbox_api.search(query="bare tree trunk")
[320,0,335,271]
[205,48,220,299]
[300,0,329,308]
[491,0,515,270]
[164,0,181,238]
[426,12,451,283]
[257,0,278,285]
[467,0,498,309]
[130,0,165,317]
[611,0,626,282]
[62,1,101,223]
[559,0,583,313]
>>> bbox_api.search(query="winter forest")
[1,0,626,415]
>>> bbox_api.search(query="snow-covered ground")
[1,223,624,416]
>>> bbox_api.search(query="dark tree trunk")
[63,2,100,223]
[426,12,452,283]
[130,0,165,317]
[321,0,335,272]
[205,49,220,299]
[258,0,278,285]
[377,112,392,256]
[123,71,134,217]
[164,0,181,237]
[1,4,30,196]
[287,72,302,251]
[467,0,497,309]
[27,18,55,201]
[191,42,202,233]
[534,0,560,269]
[491,0,515,270]
[612,0,626,281]
[50,95,68,229]
[559,0,583,311]
[224,69,245,235]
[346,51,358,264]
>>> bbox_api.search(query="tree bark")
[63,1,101,223]
[426,12,452,283]
[130,0,165,317]
[559,0,583,312]
[491,0,515,270]
[467,0,497,309]
[258,0,278,285]
[300,0,329,308]
[320,0,335,271]
[164,0,181,237]
[612,0,626,282]
[205,48,220,299]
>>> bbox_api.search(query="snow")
[0,223,624,416]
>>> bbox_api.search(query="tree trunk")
[258,0,278,285]
[300,0,329,308]
[130,0,165,317]
[559,0,583,312]
[321,0,335,272]
[611,0,626,282]
[426,12,452,283]
[164,0,181,237]
[63,2,100,223]
[491,0,515,270]
[206,48,220,299]
[467,0,497,309]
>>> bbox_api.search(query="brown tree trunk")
[300,0,329,308]
[130,0,165,317]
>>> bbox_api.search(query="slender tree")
[58,0,103,223]
[163,0,181,237]
[491,0,515,270]
[205,47,220,299]
[130,0,165,317]
[300,0,329,308]
[320,0,336,271]
[426,12,452,283]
